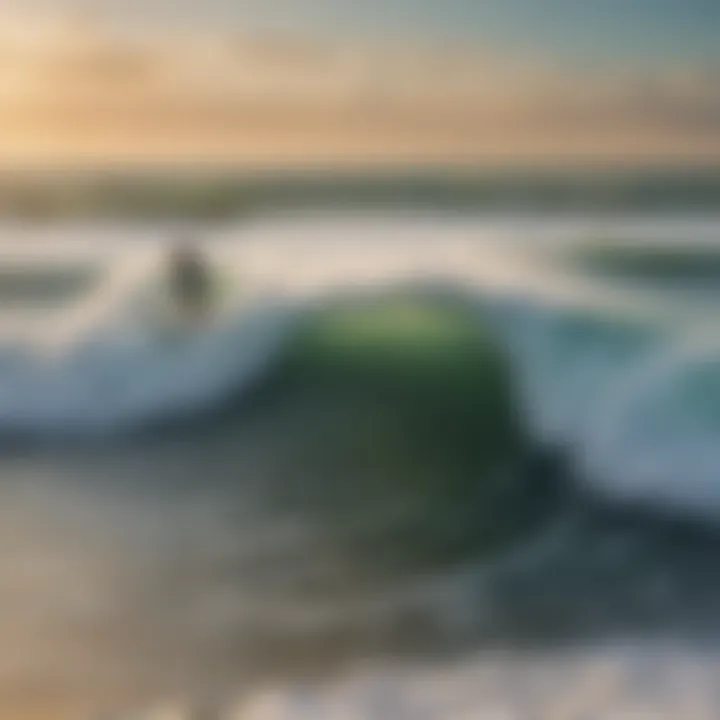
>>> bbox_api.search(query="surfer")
[167,241,213,321]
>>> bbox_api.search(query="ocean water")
[2,212,720,718]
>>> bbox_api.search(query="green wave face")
[250,291,556,579]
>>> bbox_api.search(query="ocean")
[2,201,720,718]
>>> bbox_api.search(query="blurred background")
[0,1,719,719]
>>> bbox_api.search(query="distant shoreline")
[0,165,719,220]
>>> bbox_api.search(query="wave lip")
[0,249,299,437]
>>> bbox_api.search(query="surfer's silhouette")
[168,241,212,321]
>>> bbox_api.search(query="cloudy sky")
[3,0,718,63]
[0,0,718,167]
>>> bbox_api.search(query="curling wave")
[0,241,298,435]
[0,215,720,520]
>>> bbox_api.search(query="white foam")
[0,233,298,434]
[0,214,719,519]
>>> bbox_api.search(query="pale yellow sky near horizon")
[0,18,718,168]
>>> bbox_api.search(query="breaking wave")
[0,215,719,518]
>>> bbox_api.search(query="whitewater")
[2,212,720,719]
[1,214,718,513]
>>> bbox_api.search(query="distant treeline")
[0,168,719,220]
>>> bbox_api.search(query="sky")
[3,0,719,65]
[0,0,718,167]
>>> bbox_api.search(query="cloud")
[0,25,718,165]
